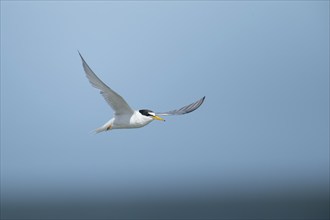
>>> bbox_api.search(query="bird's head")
[139,109,165,121]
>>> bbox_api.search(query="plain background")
[1,1,329,218]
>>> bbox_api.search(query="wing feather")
[156,96,205,116]
[78,52,134,115]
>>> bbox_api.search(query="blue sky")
[1,1,329,203]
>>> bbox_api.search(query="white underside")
[94,111,153,133]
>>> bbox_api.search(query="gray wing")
[156,96,205,116]
[79,52,134,115]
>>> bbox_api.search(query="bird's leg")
[106,125,112,131]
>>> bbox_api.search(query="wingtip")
[78,51,89,68]
[78,50,83,59]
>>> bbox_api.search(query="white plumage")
[79,52,205,133]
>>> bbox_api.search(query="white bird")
[79,52,205,133]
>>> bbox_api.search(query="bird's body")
[79,52,205,133]
[95,111,154,133]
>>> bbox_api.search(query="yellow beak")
[152,115,165,121]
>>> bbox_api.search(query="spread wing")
[156,96,205,116]
[79,52,134,115]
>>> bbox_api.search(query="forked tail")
[92,122,112,134]
[90,119,113,134]
[94,126,107,134]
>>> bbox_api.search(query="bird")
[79,52,205,133]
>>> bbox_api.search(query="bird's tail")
[91,121,113,134]
[93,126,108,134]
[89,119,113,134]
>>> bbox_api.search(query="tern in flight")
[79,52,205,133]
